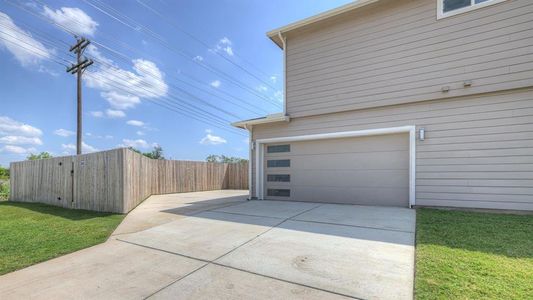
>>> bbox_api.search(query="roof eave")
[231,114,290,129]
[267,0,380,48]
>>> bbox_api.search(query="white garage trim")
[255,125,417,207]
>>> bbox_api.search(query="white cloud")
[126,120,144,127]
[106,109,126,118]
[0,136,42,145]
[90,111,104,117]
[0,116,42,137]
[105,135,113,139]
[274,90,283,102]
[119,138,154,149]
[257,85,268,92]
[210,80,221,88]
[1,145,36,154]
[193,55,203,62]
[42,6,98,36]
[101,91,140,110]
[212,37,234,56]
[61,142,97,153]
[0,12,53,67]
[270,76,277,83]
[38,65,59,76]
[136,131,145,136]
[54,128,75,137]
[199,129,227,145]
[85,48,168,110]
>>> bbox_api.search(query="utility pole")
[67,37,93,155]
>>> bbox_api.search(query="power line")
[79,0,281,107]
[0,29,246,136]
[134,0,278,90]
[0,23,244,131]
[5,0,273,116]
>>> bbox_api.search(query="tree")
[0,166,9,179]
[144,145,164,160]
[129,146,165,160]
[27,152,53,160]
[206,155,247,163]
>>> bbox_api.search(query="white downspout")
[278,31,287,116]
[244,124,253,200]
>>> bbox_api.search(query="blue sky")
[0,0,352,167]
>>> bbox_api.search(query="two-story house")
[233,0,533,211]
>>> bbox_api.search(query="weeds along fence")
[9,148,248,213]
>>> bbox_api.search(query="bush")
[0,181,9,201]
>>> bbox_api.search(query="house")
[233,0,533,211]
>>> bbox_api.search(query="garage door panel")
[291,170,409,188]
[286,135,409,155]
[292,186,409,207]
[289,151,409,170]
[263,133,409,206]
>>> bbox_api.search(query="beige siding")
[252,88,533,210]
[285,0,533,117]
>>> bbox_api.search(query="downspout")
[278,31,288,116]
[244,124,253,200]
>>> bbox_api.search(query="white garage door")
[263,133,409,207]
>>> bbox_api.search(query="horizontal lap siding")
[285,0,533,117]
[252,88,533,210]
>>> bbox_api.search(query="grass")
[415,208,533,299]
[0,201,124,275]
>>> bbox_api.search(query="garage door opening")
[255,126,416,207]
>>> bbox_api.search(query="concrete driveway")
[0,190,415,300]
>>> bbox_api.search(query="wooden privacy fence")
[9,148,248,213]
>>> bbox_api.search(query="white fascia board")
[256,125,414,143]
[231,115,290,129]
[267,0,380,48]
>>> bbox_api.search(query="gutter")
[278,31,288,116]
[244,124,253,200]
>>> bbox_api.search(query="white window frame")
[255,125,417,208]
[437,0,508,19]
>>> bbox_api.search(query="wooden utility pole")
[67,37,93,155]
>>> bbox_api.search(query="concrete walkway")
[0,190,416,300]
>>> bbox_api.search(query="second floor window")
[439,0,507,19]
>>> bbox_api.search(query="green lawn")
[415,208,533,299]
[0,201,124,275]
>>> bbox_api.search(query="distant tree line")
[206,155,247,163]
[129,145,165,160]
[27,152,53,160]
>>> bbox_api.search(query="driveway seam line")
[143,263,210,299]
[115,239,212,263]
[210,262,362,300]
[199,210,285,220]
[288,219,415,234]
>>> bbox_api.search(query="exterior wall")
[285,0,533,117]
[252,88,533,210]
